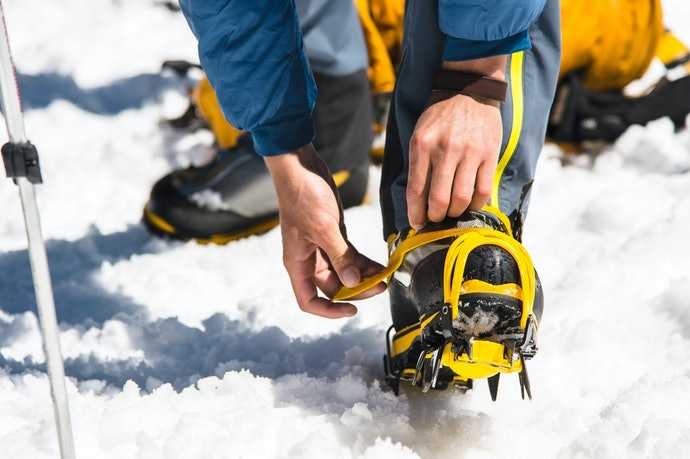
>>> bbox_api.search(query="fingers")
[280,224,354,319]
[315,233,388,299]
[316,250,388,301]
[467,159,493,211]
[295,290,359,319]
[408,143,490,226]
[281,237,357,319]
[284,233,386,319]
[407,94,501,228]
[406,143,430,229]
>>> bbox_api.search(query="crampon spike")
[412,350,426,387]
[421,358,433,392]
[487,373,500,401]
[429,347,443,388]
[519,353,533,400]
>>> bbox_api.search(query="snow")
[1,0,690,457]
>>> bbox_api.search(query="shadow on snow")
[0,224,385,392]
[12,71,182,115]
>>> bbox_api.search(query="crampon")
[335,206,542,401]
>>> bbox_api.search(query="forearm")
[264,145,333,193]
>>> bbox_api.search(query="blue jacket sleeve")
[439,0,547,61]
[178,0,316,156]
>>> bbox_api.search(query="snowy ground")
[1,1,689,458]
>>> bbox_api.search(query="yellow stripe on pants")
[492,51,525,208]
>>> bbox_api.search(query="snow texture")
[1,0,689,457]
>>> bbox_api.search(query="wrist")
[264,144,329,183]
[432,69,507,105]
[265,145,310,176]
[441,55,507,80]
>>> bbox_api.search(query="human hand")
[406,92,502,229]
[406,56,507,229]
[265,144,386,318]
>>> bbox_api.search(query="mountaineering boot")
[143,134,370,244]
[145,64,373,244]
[384,207,543,399]
[334,206,543,399]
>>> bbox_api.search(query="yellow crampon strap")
[442,227,536,330]
[332,225,467,301]
[333,205,524,303]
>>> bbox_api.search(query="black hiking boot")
[143,135,369,244]
[381,207,543,400]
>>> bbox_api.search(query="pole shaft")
[0,1,25,142]
[0,2,76,458]
[17,178,76,459]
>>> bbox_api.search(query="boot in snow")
[336,206,543,400]
[143,135,369,244]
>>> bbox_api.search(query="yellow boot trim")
[144,169,355,245]
[419,308,440,332]
[390,322,421,359]
[144,204,280,245]
[143,205,176,234]
[200,218,280,245]
[331,170,351,188]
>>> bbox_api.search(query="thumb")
[319,235,361,289]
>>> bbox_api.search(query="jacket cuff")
[442,30,532,61]
[251,112,316,156]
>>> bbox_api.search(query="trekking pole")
[0,2,76,458]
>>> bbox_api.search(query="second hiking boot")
[143,135,369,244]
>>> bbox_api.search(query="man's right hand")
[407,55,507,230]
[265,144,386,319]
